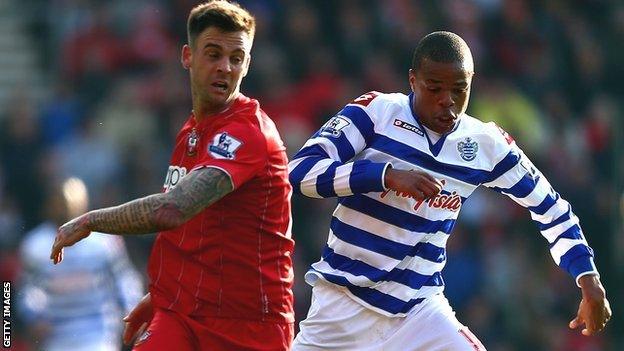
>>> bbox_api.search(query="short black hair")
[411,31,472,71]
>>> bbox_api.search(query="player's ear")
[241,54,251,78]
[181,44,192,70]
[408,69,417,92]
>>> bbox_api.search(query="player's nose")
[439,91,454,107]
[216,57,232,73]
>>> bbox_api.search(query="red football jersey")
[148,94,294,323]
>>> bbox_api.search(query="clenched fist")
[384,168,444,200]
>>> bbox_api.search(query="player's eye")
[206,51,220,59]
[427,87,441,93]
[230,56,243,65]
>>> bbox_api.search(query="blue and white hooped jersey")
[19,222,144,347]
[289,91,598,317]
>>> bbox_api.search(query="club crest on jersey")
[209,132,242,159]
[457,137,479,161]
[320,115,350,138]
[393,119,424,136]
[187,129,199,156]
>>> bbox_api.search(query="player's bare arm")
[50,167,233,264]
[569,274,612,336]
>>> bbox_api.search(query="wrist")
[579,274,605,297]
[384,168,396,190]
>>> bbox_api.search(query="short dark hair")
[411,31,472,71]
[187,0,256,49]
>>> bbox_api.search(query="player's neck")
[192,93,240,123]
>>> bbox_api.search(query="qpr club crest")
[457,137,479,161]
[209,132,242,159]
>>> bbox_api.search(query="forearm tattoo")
[86,167,234,235]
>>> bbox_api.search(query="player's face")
[182,27,252,114]
[409,58,473,134]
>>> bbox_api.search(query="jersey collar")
[191,93,251,130]
[408,92,461,157]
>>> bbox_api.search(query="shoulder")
[456,114,516,159]
[460,115,513,144]
[347,91,406,109]
[210,109,273,159]
[244,96,287,150]
[227,96,280,136]
[344,91,409,121]
[217,98,265,140]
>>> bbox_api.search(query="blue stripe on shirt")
[292,144,330,160]
[349,160,387,194]
[558,244,594,278]
[487,151,522,183]
[316,271,427,314]
[330,218,446,263]
[316,161,339,197]
[536,205,572,230]
[527,192,559,215]
[492,173,540,198]
[370,134,520,185]
[548,224,583,249]
[321,246,443,288]
[339,195,456,234]
[289,156,323,195]
[347,285,426,315]
[341,105,375,143]
[323,132,355,161]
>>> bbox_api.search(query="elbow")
[288,176,299,192]
[289,179,302,196]
[288,172,304,195]
[152,204,187,230]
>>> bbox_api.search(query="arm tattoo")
[85,167,234,235]
[165,167,234,221]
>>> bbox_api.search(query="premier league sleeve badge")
[209,132,242,159]
[320,115,350,138]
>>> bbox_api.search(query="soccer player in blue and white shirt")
[19,178,143,351]
[289,31,611,350]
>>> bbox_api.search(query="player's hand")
[50,214,91,264]
[569,274,611,336]
[384,168,444,200]
[123,293,154,346]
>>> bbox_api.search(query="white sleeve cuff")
[381,163,393,191]
[575,271,600,288]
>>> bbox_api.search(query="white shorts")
[293,280,486,350]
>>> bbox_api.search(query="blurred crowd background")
[0,0,622,350]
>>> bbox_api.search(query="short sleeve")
[193,121,267,189]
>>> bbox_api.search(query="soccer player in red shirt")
[50,1,295,350]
